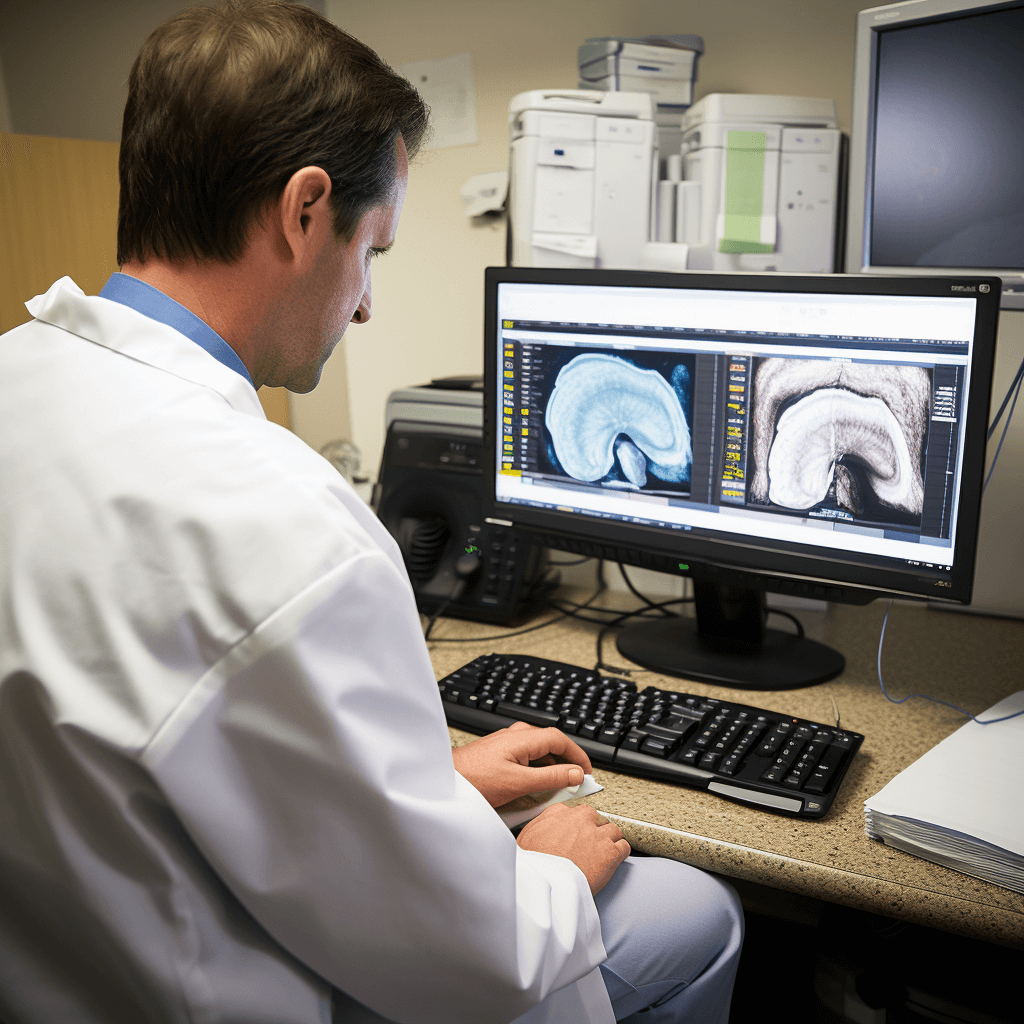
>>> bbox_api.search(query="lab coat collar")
[24,277,266,419]
[100,272,254,387]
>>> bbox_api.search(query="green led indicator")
[678,563,689,571]
[466,544,479,554]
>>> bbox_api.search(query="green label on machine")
[719,131,775,254]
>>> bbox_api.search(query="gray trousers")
[332,855,744,1023]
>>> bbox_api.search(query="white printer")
[577,36,703,108]
[577,35,704,172]
[673,94,843,273]
[507,90,657,270]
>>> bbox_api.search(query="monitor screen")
[484,267,999,688]
[846,0,1024,309]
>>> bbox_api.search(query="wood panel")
[1,132,120,331]
[258,386,291,427]
[0,131,291,430]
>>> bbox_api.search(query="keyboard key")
[640,737,672,758]
[621,730,646,752]
[496,702,559,727]
[756,722,792,756]
[644,722,696,744]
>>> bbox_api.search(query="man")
[0,3,742,1022]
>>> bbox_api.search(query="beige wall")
[323,0,873,475]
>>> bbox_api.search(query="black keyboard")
[440,653,863,819]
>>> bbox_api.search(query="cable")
[876,600,1024,723]
[422,552,482,640]
[987,354,1024,441]
[767,607,805,640]
[425,576,608,645]
[617,563,674,617]
[422,601,451,641]
[983,361,1022,495]
[593,595,695,674]
[427,611,567,644]
[549,587,687,619]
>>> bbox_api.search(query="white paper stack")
[864,691,1024,894]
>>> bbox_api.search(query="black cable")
[767,607,805,640]
[987,354,1024,440]
[422,600,451,641]
[425,577,608,645]
[547,555,594,566]
[617,562,674,617]
[422,552,482,640]
[426,611,566,644]
[593,596,695,674]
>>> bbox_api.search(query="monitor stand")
[615,581,844,691]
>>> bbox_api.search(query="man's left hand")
[452,722,593,808]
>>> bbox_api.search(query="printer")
[672,93,844,273]
[577,35,704,174]
[507,89,657,270]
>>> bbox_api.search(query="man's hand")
[451,721,592,807]
[517,803,630,895]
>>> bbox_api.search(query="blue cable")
[875,355,1024,723]
[876,601,1024,723]
[983,360,1023,494]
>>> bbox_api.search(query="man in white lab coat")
[0,3,742,1023]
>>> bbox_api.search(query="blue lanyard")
[100,273,254,387]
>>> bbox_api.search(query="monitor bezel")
[845,0,1024,310]
[483,266,1000,606]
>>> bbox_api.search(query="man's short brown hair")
[117,0,429,265]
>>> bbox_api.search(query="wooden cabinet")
[0,132,290,428]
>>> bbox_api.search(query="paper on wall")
[399,52,478,150]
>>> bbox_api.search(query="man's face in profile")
[277,138,409,394]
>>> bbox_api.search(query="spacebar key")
[615,748,715,783]
[496,702,560,727]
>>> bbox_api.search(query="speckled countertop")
[429,597,1024,949]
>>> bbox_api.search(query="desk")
[429,598,1024,950]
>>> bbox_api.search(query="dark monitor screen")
[847,0,1024,308]
[484,267,999,689]
[870,5,1024,271]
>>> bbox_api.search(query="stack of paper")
[864,691,1024,895]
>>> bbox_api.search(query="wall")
[324,0,873,474]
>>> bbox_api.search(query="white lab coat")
[0,278,614,1024]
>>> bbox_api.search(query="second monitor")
[484,267,999,689]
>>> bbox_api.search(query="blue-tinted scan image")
[540,348,694,494]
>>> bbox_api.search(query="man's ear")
[277,166,333,264]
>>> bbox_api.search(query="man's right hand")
[516,803,630,895]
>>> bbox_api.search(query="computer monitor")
[846,0,1024,310]
[483,266,999,690]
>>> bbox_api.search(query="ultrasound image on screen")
[538,348,694,494]
[748,359,931,527]
[870,6,1024,269]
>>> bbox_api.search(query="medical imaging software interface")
[494,281,978,580]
